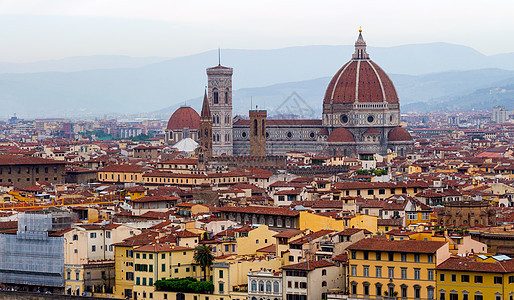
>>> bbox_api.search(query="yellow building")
[177,203,210,218]
[297,211,377,234]
[235,224,278,256]
[347,213,378,234]
[125,186,146,201]
[347,237,449,299]
[408,165,422,174]
[273,229,306,260]
[437,255,514,300]
[298,210,345,232]
[142,170,249,187]
[113,234,159,299]
[333,181,429,200]
[98,164,146,184]
[114,243,137,299]
[132,244,204,300]
[121,257,278,300]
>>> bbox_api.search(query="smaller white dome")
[172,138,199,153]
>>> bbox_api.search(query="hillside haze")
[2,42,514,118]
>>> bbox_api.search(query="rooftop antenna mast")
[218,48,221,66]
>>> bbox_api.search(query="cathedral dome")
[388,126,413,142]
[323,31,399,105]
[327,128,355,143]
[167,106,200,130]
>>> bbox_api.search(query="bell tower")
[206,62,233,156]
[199,90,213,165]
[249,109,267,157]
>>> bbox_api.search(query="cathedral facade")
[166,30,414,157]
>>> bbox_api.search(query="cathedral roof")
[327,128,355,143]
[364,128,381,135]
[233,119,322,126]
[323,30,399,105]
[167,106,200,131]
[388,126,413,142]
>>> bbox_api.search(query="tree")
[194,245,214,281]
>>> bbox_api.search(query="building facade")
[437,255,514,300]
[347,237,450,300]
[0,155,66,188]
[492,106,509,123]
[437,201,496,228]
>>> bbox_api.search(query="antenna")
[218,48,221,66]
[251,97,253,111]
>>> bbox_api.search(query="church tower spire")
[201,89,211,119]
[199,89,213,168]
[352,27,369,60]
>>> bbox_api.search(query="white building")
[248,268,283,300]
[492,106,509,123]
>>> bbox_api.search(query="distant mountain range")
[2,42,514,119]
[0,55,170,73]
[154,68,514,119]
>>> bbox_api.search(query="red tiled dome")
[323,31,398,105]
[364,128,381,135]
[388,127,413,142]
[327,128,355,143]
[323,60,399,104]
[166,106,200,130]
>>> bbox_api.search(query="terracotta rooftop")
[131,196,180,203]
[282,260,335,271]
[134,243,193,253]
[334,228,372,236]
[347,237,447,254]
[273,229,305,239]
[256,244,276,253]
[436,256,514,273]
[290,230,335,245]
[0,155,66,166]
[218,206,300,217]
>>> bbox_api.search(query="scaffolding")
[0,212,64,287]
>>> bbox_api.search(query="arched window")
[225,89,229,104]
[254,119,258,136]
[322,281,327,287]
[266,281,272,292]
[273,281,279,293]
[322,270,327,276]
[213,88,219,104]
[216,116,220,124]
[251,280,257,292]
[259,280,264,292]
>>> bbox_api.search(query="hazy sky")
[1,0,513,62]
